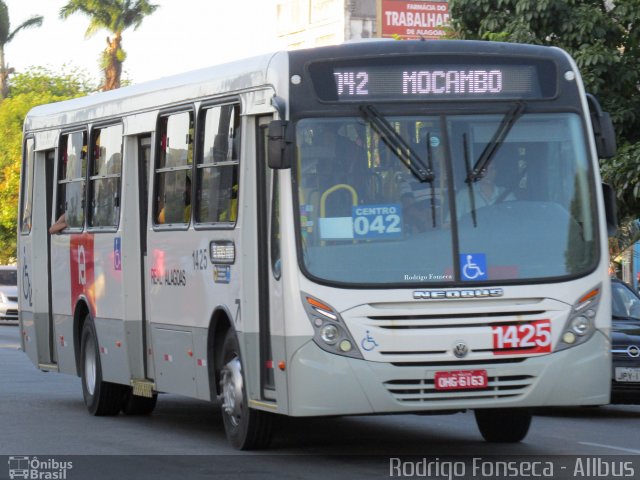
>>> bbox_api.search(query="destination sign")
[332,65,540,101]
[308,57,556,102]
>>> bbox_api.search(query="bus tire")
[474,408,532,442]
[121,390,158,415]
[80,315,127,416]
[219,330,274,450]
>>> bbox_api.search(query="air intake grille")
[384,375,535,403]
[368,310,546,330]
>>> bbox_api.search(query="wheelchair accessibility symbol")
[460,253,488,281]
[361,330,379,351]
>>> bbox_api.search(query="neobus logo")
[413,288,504,300]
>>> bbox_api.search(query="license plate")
[434,370,488,391]
[615,367,640,382]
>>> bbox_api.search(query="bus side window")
[154,111,193,226]
[56,131,87,230]
[88,124,123,229]
[195,103,240,225]
[20,138,35,234]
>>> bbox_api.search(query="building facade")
[276,0,377,49]
[275,0,452,49]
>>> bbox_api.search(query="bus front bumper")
[284,330,610,416]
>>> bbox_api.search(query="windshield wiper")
[425,132,437,228]
[359,105,434,182]
[462,133,478,228]
[466,101,525,183]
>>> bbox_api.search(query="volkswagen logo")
[453,342,469,359]
[627,345,640,358]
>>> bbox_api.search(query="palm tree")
[0,1,43,99]
[60,0,158,90]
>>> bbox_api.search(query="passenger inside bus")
[398,173,438,233]
[158,176,191,224]
[217,182,239,222]
[395,129,447,233]
[49,213,67,234]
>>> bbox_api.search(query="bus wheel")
[121,390,158,415]
[80,315,127,416]
[474,408,532,442]
[219,330,273,450]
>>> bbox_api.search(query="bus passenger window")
[20,138,35,234]
[56,131,87,230]
[154,111,193,226]
[88,124,123,228]
[195,103,240,225]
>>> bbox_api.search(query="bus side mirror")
[602,182,618,237]
[587,94,617,159]
[268,120,294,169]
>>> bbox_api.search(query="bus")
[18,40,617,449]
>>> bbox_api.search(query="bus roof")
[24,51,283,132]
[24,40,572,132]
[288,38,567,61]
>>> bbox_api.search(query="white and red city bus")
[18,40,617,449]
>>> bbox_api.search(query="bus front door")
[257,115,285,402]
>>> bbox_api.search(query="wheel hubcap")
[220,355,244,427]
[84,336,97,396]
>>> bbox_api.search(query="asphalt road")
[1,324,639,479]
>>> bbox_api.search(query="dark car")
[610,278,640,404]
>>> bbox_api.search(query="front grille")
[368,310,546,330]
[1,309,18,318]
[612,382,640,390]
[391,358,527,367]
[343,297,566,364]
[612,348,640,359]
[384,374,535,403]
[367,310,545,330]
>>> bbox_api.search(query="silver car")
[0,265,18,324]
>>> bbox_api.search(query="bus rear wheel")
[219,330,274,450]
[474,408,532,442]
[80,315,127,416]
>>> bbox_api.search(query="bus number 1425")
[492,320,552,355]
[192,248,208,271]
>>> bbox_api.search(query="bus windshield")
[295,112,597,285]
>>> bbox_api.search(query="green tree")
[60,0,159,91]
[0,67,96,262]
[448,0,640,252]
[0,1,43,99]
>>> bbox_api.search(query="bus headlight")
[557,285,600,351]
[570,315,591,336]
[320,324,339,344]
[302,293,363,359]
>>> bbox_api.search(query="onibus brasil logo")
[8,456,73,480]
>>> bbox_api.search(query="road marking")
[0,344,20,349]
[579,442,640,454]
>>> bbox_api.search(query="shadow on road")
[533,405,640,420]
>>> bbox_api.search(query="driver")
[456,162,513,218]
